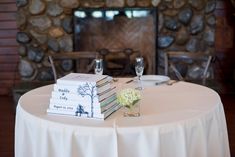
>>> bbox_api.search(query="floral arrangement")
[117,88,141,109]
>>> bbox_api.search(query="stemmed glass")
[135,57,144,89]
[94,59,103,75]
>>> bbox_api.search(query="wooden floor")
[0,94,235,157]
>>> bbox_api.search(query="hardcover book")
[50,93,116,108]
[56,73,109,86]
[49,95,117,113]
[47,103,121,120]
[47,73,120,120]
[53,81,111,95]
[51,87,116,103]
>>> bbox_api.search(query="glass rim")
[95,58,103,62]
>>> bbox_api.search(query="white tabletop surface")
[15,78,230,157]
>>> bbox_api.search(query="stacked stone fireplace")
[16,0,216,82]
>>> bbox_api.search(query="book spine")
[50,93,117,108]
[100,100,117,112]
[53,85,80,94]
[50,98,79,106]
[50,98,98,106]
[54,84,98,95]
[49,98,117,112]
[57,79,97,86]
[51,88,116,103]
[49,96,117,112]
[100,94,117,107]
[50,98,101,109]
[54,83,110,95]
[47,103,120,120]
[47,109,105,120]
[98,87,116,101]
[93,104,121,119]
[97,83,111,94]
[47,109,77,116]
[49,103,78,112]
[51,91,100,103]
[49,102,103,113]
[47,108,107,119]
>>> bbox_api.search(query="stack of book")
[47,73,120,120]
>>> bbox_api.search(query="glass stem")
[138,76,142,90]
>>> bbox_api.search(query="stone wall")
[16,0,216,81]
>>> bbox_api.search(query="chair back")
[164,51,213,85]
[48,51,98,82]
[97,48,140,76]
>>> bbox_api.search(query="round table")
[15,79,230,157]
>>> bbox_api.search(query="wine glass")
[94,59,103,75]
[135,57,144,89]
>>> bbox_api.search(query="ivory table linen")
[15,79,230,157]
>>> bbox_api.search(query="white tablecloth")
[15,79,230,157]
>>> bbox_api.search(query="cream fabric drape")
[15,79,230,157]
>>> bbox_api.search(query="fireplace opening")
[73,8,157,76]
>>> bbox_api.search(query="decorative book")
[53,81,111,95]
[51,86,116,103]
[56,73,109,86]
[47,103,121,119]
[47,73,120,120]
[49,94,117,113]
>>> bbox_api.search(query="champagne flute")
[135,57,144,89]
[94,59,103,75]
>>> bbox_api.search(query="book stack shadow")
[47,73,120,120]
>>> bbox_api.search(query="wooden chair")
[48,51,99,82]
[164,51,213,85]
[97,48,140,76]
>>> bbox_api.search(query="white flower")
[117,88,141,108]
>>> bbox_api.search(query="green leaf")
[132,99,140,106]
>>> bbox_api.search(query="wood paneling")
[0,47,18,55]
[0,38,17,46]
[0,64,18,72]
[0,13,16,21]
[0,0,16,3]
[0,4,17,12]
[215,16,234,50]
[0,21,17,29]
[214,2,235,93]
[0,72,16,80]
[0,80,16,85]
[0,55,19,63]
[0,30,17,38]
[0,1,19,95]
